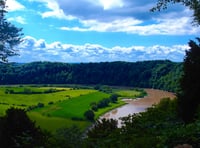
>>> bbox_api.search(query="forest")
[0,60,182,92]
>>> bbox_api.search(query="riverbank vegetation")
[85,98,200,147]
[0,60,182,92]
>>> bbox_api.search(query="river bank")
[101,89,176,126]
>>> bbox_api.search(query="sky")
[5,0,200,63]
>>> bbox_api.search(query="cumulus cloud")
[23,0,200,35]
[57,0,199,35]
[60,16,199,35]
[6,0,25,12]
[28,0,75,20]
[10,36,188,63]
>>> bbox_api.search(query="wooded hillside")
[0,60,182,92]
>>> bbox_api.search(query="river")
[101,89,176,127]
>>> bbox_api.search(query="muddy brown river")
[101,89,176,126]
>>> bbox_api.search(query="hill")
[0,60,183,92]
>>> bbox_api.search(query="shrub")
[84,110,95,121]
[48,101,54,105]
[5,89,14,94]
[110,94,119,103]
[37,103,44,108]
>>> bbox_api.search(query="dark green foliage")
[0,60,182,92]
[49,126,83,148]
[89,95,119,112]
[0,107,47,147]
[37,102,44,108]
[0,0,23,62]
[4,88,14,94]
[110,94,118,103]
[178,38,200,123]
[48,101,54,105]
[4,87,64,94]
[84,110,95,121]
[97,98,110,108]
[90,102,98,111]
[86,118,118,147]
[151,0,200,25]
[84,98,200,147]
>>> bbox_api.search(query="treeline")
[4,88,64,94]
[0,60,183,92]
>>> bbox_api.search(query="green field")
[35,92,109,118]
[0,85,144,132]
[115,90,142,98]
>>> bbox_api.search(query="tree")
[151,0,200,25]
[152,0,200,123]
[110,94,118,103]
[178,38,200,122]
[0,108,47,147]
[0,0,23,62]
[50,126,83,148]
[86,118,118,147]
[84,110,95,121]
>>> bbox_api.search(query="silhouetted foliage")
[178,38,200,123]
[37,102,44,108]
[0,108,47,147]
[49,126,83,148]
[84,98,200,147]
[0,0,23,62]
[110,94,118,103]
[84,110,95,121]
[86,118,118,147]
[152,0,200,25]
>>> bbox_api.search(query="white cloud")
[6,0,25,11]
[11,36,188,62]
[29,0,75,20]
[8,16,27,24]
[21,0,199,36]
[98,0,124,10]
[60,16,200,35]
[60,18,142,32]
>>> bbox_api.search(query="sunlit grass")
[28,112,90,132]
[0,85,144,131]
[115,90,142,99]
[34,91,110,119]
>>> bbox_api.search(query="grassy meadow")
[0,85,144,132]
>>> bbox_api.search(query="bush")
[4,89,14,94]
[110,94,119,103]
[37,103,44,108]
[97,98,110,108]
[48,101,54,105]
[84,110,95,121]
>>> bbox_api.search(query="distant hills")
[0,60,183,92]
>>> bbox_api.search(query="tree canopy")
[0,60,183,92]
[0,0,23,62]
[0,108,46,147]
[151,0,200,25]
[178,38,200,122]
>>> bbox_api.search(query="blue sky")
[5,0,200,63]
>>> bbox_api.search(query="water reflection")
[101,89,175,127]
[103,104,147,120]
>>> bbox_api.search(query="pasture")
[115,89,143,98]
[0,85,144,132]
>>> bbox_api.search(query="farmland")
[0,85,143,131]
